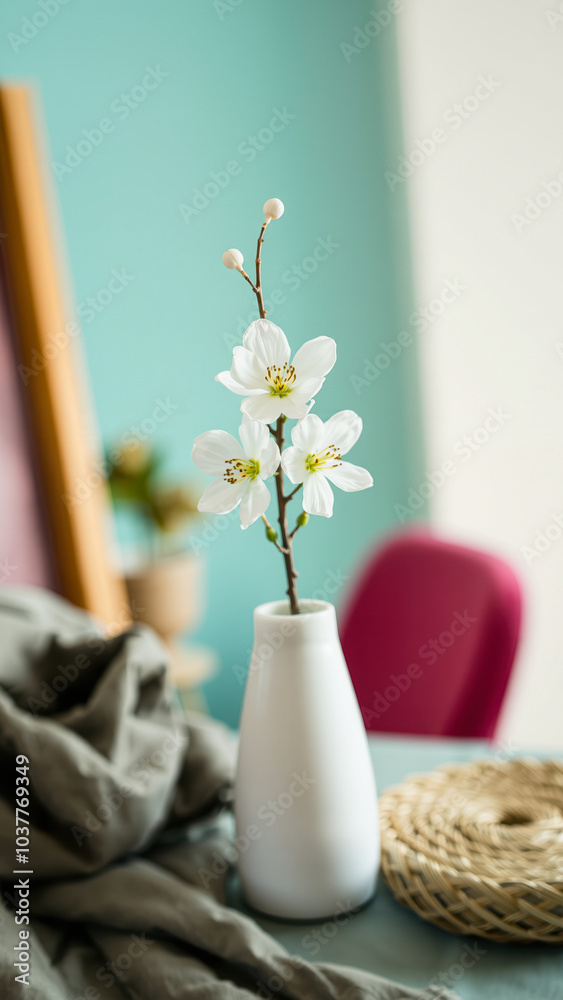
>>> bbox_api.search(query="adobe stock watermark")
[385,76,502,192]
[188,507,238,553]
[62,396,178,510]
[178,107,296,225]
[0,558,17,584]
[521,511,563,565]
[511,170,563,233]
[349,278,465,395]
[340,1,405,63]
[96,933,155,993]
[26,600,142,716]
[361,610,476,727]
[222,236,340,348]
[255,901,358,997]
[545,2,563,28]
[76,268,134,324]
[232,568,350,686]
[71,728,187,846]
[27,649,93,716]
[427,941,487,997]
[300,901,358,956]
[58,933,155,996]
[233,618,297,686]
[17,268,134,386]
[395,406,510,523]
[197,771,316,889]
[443,737,521,814]
[213,0,245,19]
[52,67,169,181]
[7,0,73,54]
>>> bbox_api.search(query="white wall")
[394,0,563,748]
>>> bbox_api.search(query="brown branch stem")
[286,483,303,503]
[239,269,259,294]
[255,221,268,319]
[274,419,300,614]
[249,217,299,613]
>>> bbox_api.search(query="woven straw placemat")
[379,757,563,942]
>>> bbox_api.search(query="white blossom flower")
[281,410,373,518]
[192,415,280,529]
[216,319,336,423]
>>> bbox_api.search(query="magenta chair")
[339,530,522,739]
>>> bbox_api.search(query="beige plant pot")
[125,552,216,705]
[125,551,204,642]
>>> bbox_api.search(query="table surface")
[230,735,563,1000]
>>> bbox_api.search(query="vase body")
[235,599,379,920]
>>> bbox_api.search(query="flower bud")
[266,526,278,543]
[222,248,244,270]
[263,198,284,221]
[297,512,309,528]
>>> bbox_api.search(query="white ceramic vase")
[235,599,379,920]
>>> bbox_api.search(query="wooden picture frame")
[0,84,129,629]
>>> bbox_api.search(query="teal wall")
[1,1,424,726]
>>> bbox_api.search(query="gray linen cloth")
[0,586,457,999]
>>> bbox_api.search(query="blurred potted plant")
[107,440,205,647]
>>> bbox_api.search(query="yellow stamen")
[265,362,296,398]
[223,457,260,484]
[305,445,342,474]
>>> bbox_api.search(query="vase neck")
[253,600,339,645]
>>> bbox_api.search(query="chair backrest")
[339,530,522,739]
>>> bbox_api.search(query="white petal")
[323,461,373,492]
[260,437,281,479]
[242,319,290,368]
[192,430,244,475]
[291,414,324,454]
[215,370,254,395]
[281,378,324,419]
[320,410,363,456]
[292,336,336,381]
[231,346,267,391]
[302,472,334,517]
[239,414,269,459]
[241,393,284,423]
[239,478,271,529]
[281,446,307,484]
[197,477,246,514]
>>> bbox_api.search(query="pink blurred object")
[340,529,522,739]
[0,260,55,590]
